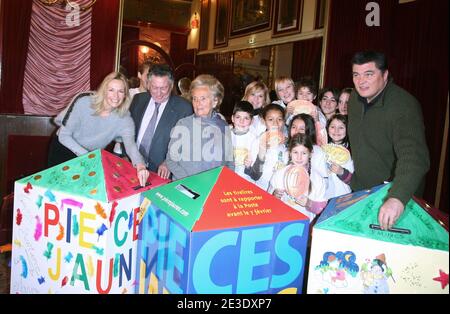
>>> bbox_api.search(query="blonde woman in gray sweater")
[48,72,149,186]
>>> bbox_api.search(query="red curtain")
[390,0,448,212]
[324,0,396,87]
[0,0,121,113]
[291,37,323,85]
[90,0,121,90]
[324,0,448,211]
[0,0,33,114]
[22,1,91,115]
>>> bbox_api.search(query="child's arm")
[244,132,268,180]
[337,168,352,184]
[329,162,352,184]
[297,170,328,215]
[244,156,264,180]
[268,168,285,198]
[273,189,285,199]
[307,199,328,215]
[294,196,327,215]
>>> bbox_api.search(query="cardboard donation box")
[11,149,169,294]
[136,166,309,294]
[307,183,449,294]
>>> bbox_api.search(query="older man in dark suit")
[130,64,193,179]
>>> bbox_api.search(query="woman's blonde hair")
[274,76,295,98]
[91,72,131,117]
[190,74,224,111]
[242,81,271,106]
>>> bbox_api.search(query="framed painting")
[199,0,211,51]
[214,0,229,47]
[314,0,326,29]
[272,0,303,37]
[230,0,272,37]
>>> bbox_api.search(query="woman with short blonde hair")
[242,81,271,136]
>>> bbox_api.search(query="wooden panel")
[6,135,52,195]
[0,115,56,200]
[0,193,13,246]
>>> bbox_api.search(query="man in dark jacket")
[130,64,193,179]
[348,51,430,230]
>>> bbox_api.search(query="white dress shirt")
[137,99,168,147]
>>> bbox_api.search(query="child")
[230,101,258,182]
[289,79,327,144]
[242,81,271,136]
[296,78,317,104]
[318,87,340,122]
[269,133,327,221]
[245,104,288,191]
[293,78,327,126]
[288,113,328,180]
[338,88,352,115]
[325,114,354,199]
[273,76,296,109]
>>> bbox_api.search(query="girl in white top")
[288,113,328,181]
[244,104,288,191]
[230,101,258,182]
[291,78,328,145]
[324,114,354,200]
[269,133,327,221]
[318,87,341,124]
[242,81,271,137]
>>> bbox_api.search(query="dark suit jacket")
[130,92,193,172]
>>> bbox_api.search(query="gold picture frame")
[214,0,229,47]
[272,0,303,37]
[230,0,272,37]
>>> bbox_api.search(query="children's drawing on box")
[64,252,73,263]
[96,223,108,241]
[360,254,394,294]
[36,195,43,208]
[43,242,54,260]
[44,189,56,202]
[128,209,134,230]
[95,202,107,219]
[56,223,65,241]
[24,182,33,193]
[109,201,118,227]
[34,216,43,241]
[16,208,23,225]
[316,251,360,288]
[20,255,28,278]
[87,255,95,278]
[72,214,79,236]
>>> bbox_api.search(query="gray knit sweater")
[166,112,234,180]
[348,80,430,205]
[57,95,145,166]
